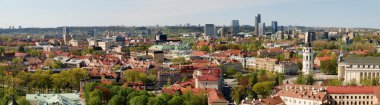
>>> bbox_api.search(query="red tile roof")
[191,51,206,56]
[268,48,284,53]
[196,41,210,46]
[327,86,380,94]
[316,56,332,61]
[14,52,27,57]
[208,89,227,104]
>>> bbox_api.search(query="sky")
[0,0,379,28]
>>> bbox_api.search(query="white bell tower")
[302,32,315,74]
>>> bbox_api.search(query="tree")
[18,46,26,53]
[347,79,358,86]
[17,97,30,105]
[124,70,146,83]
[129,95,148,105]
[360,78,372,86]
[51,60,65,69]
[325,79,343,86]
[182,91,207,105]
[88,96,102,105]
[168,96,183,105]
[295,75,306,84]
[231,85,246,104]
[82,48,94,55]
[253,81,274,98]
[275,54,286,61]
[171,57,187,65]
[12,57,23,64]
[61,68,88,90]
[199,46,210,52]
[27,49,42,57]
[296,74,314,85]
[108,95,123,105]
[274,73,285,86]
[225,67,237,78]
[305,74,315,85]
[0,46,5,56]
[320,58,337,75]
[88,89,103,105]
[51,73,67,93]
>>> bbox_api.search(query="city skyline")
[0,0,379,28]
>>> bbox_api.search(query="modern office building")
[63,27,70,45]
[204,24,215,36]
[255,14,261,36]
[272,21,278,34]
[217,27,229,38]
[258,23,266,36]
[305,32,316,42]
[231,20,240,35]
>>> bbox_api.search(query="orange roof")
[191,51,206,56]
[316,56,332,61]
[268,48,284,53]
[196,41,210,46]
[352,50,370,55]
[208,89,227,104]
[327,86,380,94]
[261,96,284,105]
[14,52,27,57]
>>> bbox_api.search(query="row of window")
[359,72,380,79]
[333,101,373,105]
[348,65,380,69]
[332,95,373,100]
[283,98,318,105]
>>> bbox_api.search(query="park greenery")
[84,82,208,105]
[232,70,284,104]
[295,74,315,85]
[0,65,88,104]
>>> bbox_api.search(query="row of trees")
[84,82,208,105]
[123,70,157,85]
[0,67,88,94]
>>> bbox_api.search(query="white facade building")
[337,56,380,83]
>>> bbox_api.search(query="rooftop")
[340,56,380,64]
[327,86,380,94]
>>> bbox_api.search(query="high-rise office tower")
[255,14,261,36]
[204,24,215,36]
[305,32,316,42]
[271,21,278,34]
[258,23,266,36]
[231,20,240,35]
[63,27,70,45]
